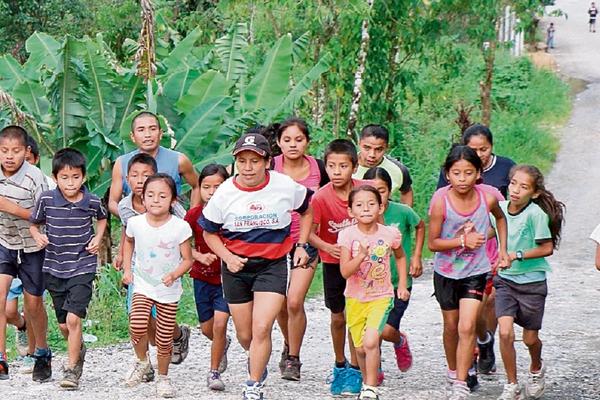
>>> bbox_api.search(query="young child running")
[122,173,193,398]
[116,153,189,377]
[494,165,564,400]
[363,167,425,376]
[338,185,410,400]
[184,164,231,391]
[310,139,369,396]
[30,148,108,389]
[0,126,50,381]
[428,145,509,400]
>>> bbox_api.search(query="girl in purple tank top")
[428,145,509,399]
[272,118,328,380]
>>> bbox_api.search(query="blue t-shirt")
[437,154,516,198]
[119,146,182,195]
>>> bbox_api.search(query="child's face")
[325,153,356,188]
[25,151,39,166]
[143,180,175,217]
[508,170,537,208]
[127,162,156,197]
[372,178,391,207]
[465,134,493,169]
[0,138,27,177]
[235,150,269,188]
[200,174,225,204]
[358,136,388,168]
[446,159,480,194]
[348,190,383,225]
[130,115,162,153]
[277,125,309,161]
[55,166,85,201]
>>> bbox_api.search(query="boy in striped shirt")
[0,126,49,381]
[30,148,107,390]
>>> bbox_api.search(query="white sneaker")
[448,380,470,400]
[19,354,35,374]
[207,369,225,391]
[156,374,176,398]
[125,357,152,387]
[525,363,545,399]
[15,326,29,357]
[358,384,379,399]
[497,382,521,400]
[243,381,264,400]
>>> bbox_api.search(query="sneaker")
[156,374,176,398]
[32,349,52,382]
[359,385,380,399]
[341,366,362,395]
[59,368,79,390]
[327,363,348,396]
[497,382,522,400]
[0,353,8,380]
[247,357,268,384]
[281,357,301,381]
[243,380,264,400]
[394,332,413,372]
[207,369,225,391]
[73,343,86,379]
[466,362,479,391]
[171,325,190,365]
[125,358,152,387]
[143,363,156,383]
[477,331,496,374]
[16,325,28,357]
[19,354,35,374]
[376,368,384,386]
[218,335,231,374]
[448,380,470,400]
[278,343,289,374]
[524,363,546,399]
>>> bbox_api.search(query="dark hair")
[199,163,229,185]
[323,139,358,166]
[359,124,389,144]
[26,135,40,159]
[363,167,392,192]
[52,148,86,177]
[348,185,382,207]
[277,117,310,141]
[142,173,177,207]
[258,123,281,157]
[127,153,157,174]
[0,125,28,147]
[461,124,494,146]
[509,165,565,249]
[443,144,482,174]
[131,111,160,132]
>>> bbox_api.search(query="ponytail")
[510,165,565,248]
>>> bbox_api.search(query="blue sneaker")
[247,357,268,384]
[342,367,363,395]
[326,364,347,396]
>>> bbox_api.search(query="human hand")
[162,272,176,287]
[410,257,423,278]
[86,235,101,254]
[397,287,411,301]
[113,253,123,271]
[293,247,309,268]
[464,232,485,250]
[326,244,342,259]
[224,253,248,273]
[195,251,218,266]
[32,232,49,249]
[122,270,133,286]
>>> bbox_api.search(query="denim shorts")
[193,279,229,323]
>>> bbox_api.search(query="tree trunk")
[384,18,400,123]
[479,39,496,127]
[346,0,375,141]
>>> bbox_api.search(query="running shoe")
[0,352,8,380]
[377,368,384,386]
[341,366,362,395]
[448,380,470,400]
[326,364,347,396]
[207,369,225,391]
[19,354,35,374]
[125,357,152,387]
[394,331,413,372]
[467,361,479,391]
[477,331,496,374]
[59,368,79,390]
[218,335,231,373]
[524,362,546,399]
[16,324,28,357]
[281,357,302,381]
[32,349,52,382]
[156,374,176,398]
[358,384,380,399]
[497,382,522,400]
[171,325,190,365]
[278,342,289,374]
[243,380,264,400]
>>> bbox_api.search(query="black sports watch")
[295,242,310,250]
[516,250,524,261]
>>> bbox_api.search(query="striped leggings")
[129,293,178,358]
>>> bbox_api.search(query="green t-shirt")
[383,201,421,289]
[353,155,412,200]
[497,200,552,279]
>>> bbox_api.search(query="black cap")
[233,133,271,157]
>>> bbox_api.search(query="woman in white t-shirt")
[122,173,192,398]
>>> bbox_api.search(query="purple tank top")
[273,155,321,242]
[433,187,491,279]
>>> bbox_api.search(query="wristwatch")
[516,250,524,261]
[295,242,310,250]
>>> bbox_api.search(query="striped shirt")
[0,161,48,252]
[30,188,108,278]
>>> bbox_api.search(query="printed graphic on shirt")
[351,239,391,294]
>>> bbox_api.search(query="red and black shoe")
[0,352,9,380]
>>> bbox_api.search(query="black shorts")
[0,244,45,296]
[322,262,346,314]
[288,244,319,269]
[386,287,412,330]
[493,275,547,331]
[433,272,487,311]
[44,272,95,324]
[222,256,288,304]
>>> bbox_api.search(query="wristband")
[460,234,465,249]
[295,242,310,250]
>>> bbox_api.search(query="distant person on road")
[546,23,555,51]
[589,223,600,270]
[589,2,598,32]
[493,165,565,400]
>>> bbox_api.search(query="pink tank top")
[273,155,321,242]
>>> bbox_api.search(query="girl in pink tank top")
[428,145,509,397]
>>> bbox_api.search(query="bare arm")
[29,224,49,248]
[488,195,510,269]
[122,235,134,285]
[596,245,600,271]
[179,154,200,207]
[308,222,341,259]
[0,197,32,220]
[162,239,193,286]
[108,160,124,217]
[113,227,126,270]
[203,231,247,273]
[400,188,414,208]
[340,245,367,279]
[410,220,426,278]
